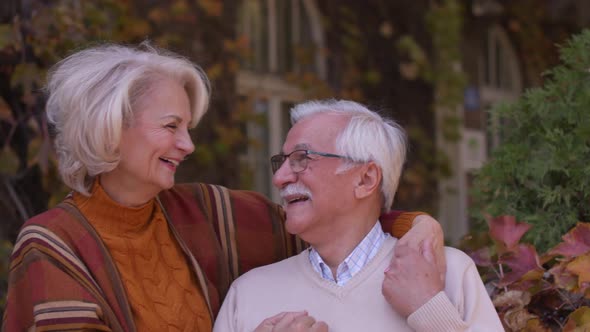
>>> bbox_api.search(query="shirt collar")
[308,221,388,286]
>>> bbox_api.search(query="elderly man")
[214,100,503,331]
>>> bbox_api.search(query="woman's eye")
[166,124,178,129]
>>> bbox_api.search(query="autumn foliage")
[463,216,590,331]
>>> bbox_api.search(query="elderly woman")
[3,43,445,331]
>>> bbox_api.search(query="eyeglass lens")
[271,150,308,174]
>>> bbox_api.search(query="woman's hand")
[382,239,444,317]
[397,214,446,283]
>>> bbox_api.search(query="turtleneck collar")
[72,178,157,233]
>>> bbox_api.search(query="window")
[478,25,522,155]
[238,0,268,72]
[237,0,326,202]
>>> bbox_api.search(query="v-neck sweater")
[214,237,504,332]
[73,182,211,331]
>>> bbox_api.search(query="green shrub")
[471,29,590,251]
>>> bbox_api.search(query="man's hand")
[382,239,444,317]
[254,311,328,332]
[397,214,446,283]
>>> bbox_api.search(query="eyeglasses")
[270,149,351,174]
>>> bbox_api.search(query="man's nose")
[272,159,297,189]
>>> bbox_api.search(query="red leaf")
[489,215,532,252]
[499,243,541,286]
[548,223,590,258]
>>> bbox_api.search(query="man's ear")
[354,162,382,199]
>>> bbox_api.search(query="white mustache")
[280,183,313,202]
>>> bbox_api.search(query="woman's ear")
[354,162,382,199]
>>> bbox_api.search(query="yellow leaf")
[523,318,551,332]
[566,253,590,289]
[563,306,590,331]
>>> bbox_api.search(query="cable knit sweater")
[214,237,504,332]
[73,182,211,331]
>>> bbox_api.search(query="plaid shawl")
[2,183,410,332]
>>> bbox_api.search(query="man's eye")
[294,153,308,161]
[166,124,178,129]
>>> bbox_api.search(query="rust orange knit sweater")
[73,182,211,331]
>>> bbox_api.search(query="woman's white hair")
[290,99,407,212]
[46,42,210,195]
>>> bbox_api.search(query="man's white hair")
[290,99,407,212]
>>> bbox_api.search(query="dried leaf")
[548,223,590,258]
[489,215,532,252]
[503,307,537,331]
[549,263,578,291]
[493,290,531,308]
[523,318,551,332]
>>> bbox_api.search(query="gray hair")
[46,42,210,195]
[290,99,407,212]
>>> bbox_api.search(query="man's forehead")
[282,112,350,151]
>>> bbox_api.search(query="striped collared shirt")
[308,222,389,286]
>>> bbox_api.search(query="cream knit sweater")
[214,237,503,331]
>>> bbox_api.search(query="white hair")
[290,99,407,212]
[46,42,210,195]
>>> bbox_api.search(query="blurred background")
[3,0,590,327]
[0,0,589,284]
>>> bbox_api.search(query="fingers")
[398,213,447,284]
[255,311,328,332]
[274,312,313,330]
[386,241,411,272]
[263,312,291,325]
[421,238,435,264]
[255,311,306,332]
[310,321,328,332]
[437,252,447,284]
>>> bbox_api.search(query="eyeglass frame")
[270,149,354,174]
